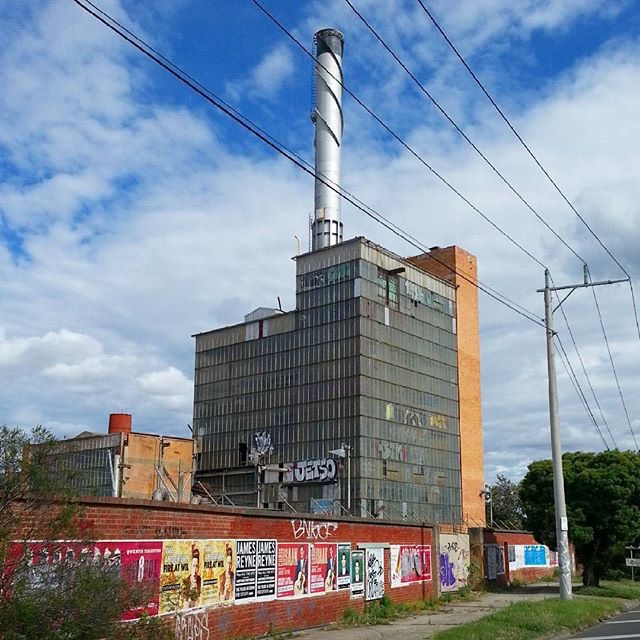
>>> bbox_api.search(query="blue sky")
[1,0,640,482]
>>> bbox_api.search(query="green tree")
[0,425,171,640]
[520,450,640,587]
[487,474,524,529]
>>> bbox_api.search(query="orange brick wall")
[18,497,436,639]
[407,247,485,526]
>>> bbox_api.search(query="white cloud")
[138,366,193,411]
[226,43,296,102]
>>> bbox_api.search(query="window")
[377,268,399,309]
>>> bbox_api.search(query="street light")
[480,485,493,527]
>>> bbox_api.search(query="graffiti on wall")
[374,440,407,462]
[291,519,338,540]
[365,548,385,601]
[285,458,337,483]
[439,534,470,592]
[174,609,210,640]
[385,403,448,432]
[298,262,355,292]
[508,544,551,571]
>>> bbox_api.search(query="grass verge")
[575,579,640,600]
[430,597,623,640]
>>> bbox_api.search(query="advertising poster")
[159,539,235,613]
[13,540,162,620]
[277,543,308,598]
[365,547,384,601]
[310,543,337,594]
[234,539,277,602]
[390,545,432,588]
[337,543,351,590]
[350,550,364,598]
[235,539,257,602]
[256,539,277,599]
[94,540,163,619]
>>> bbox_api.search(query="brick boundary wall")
[483,529,560,586]
[14,497,438,639]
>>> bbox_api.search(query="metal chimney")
[311,28,344,251]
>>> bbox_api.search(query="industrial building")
[37,413,193,501]
[191,29,484,525]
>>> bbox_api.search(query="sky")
[1,0,639,483]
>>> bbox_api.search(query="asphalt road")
[571,604,640,639]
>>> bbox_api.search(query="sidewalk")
[295,585,561,640]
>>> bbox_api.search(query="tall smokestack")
[311,28,344,251]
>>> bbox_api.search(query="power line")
[415,0,640,344]
[588,273,639,451]
[554,291,617,449]
[70,0,546,329]
[251,0,548,273]
[344,0,588,266]
[556,335,609,450]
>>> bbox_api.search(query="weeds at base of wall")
[243,625,294,640]
[341,589,477,627]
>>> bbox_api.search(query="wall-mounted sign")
[285,458,337,484]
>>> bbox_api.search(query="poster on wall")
[234,539,277,602]
[235,540,257,602]
[350,550,364,598]
[390,544,432,588]
[365,547,385,601]
[484,544,505,579]
[439,534,469,593]
[277,543,309,598]
[496,545,505,575]
[310,543,337,594]
[95,540,163,619]
[16,540,162,620]
[337,543,351,590]
[159,539,236,613]
[485,544,497,580]
[256,539,277,599]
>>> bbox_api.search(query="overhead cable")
[588,272,639,450]
[554,291,617,449]
[344,0,588,266]
[71,0,545,328]
[251,0,548,272]
[415,0,640,342]
[555,335,610,450]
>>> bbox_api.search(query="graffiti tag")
[174,609,210,640]
[155,527,187,539]
[290,519,338,540]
